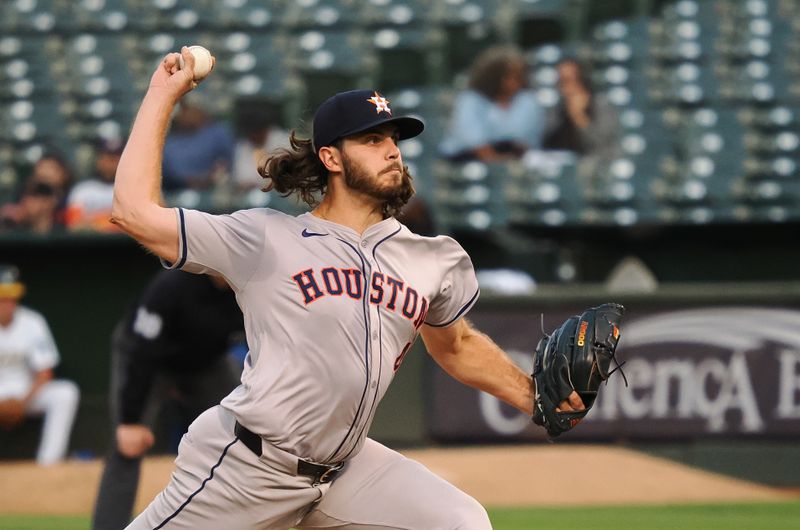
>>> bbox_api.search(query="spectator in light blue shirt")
[440,45,545,162]
[162,95,235,191]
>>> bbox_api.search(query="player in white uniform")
[0,265,80,466]
[111,48,585,529]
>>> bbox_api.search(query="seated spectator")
[0,153,72,234]
[162,94,235,191]
[27,153,73,197]
[0,265,80,466]
[543,58,620,162]
[231,99,289,192]
[439,45,545,162]
[64,137,125,232]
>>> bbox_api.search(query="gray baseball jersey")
[167,207,479,464]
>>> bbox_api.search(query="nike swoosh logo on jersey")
[301,228,327,238]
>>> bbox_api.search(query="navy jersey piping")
[325,237,372,463]
[339,226,401,460]
[152,437,237,529]
[372,224,402,253]
[175,208,188,269]
[426,287,480,327]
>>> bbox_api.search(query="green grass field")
[2,501,799,529]
[489,501,800,529]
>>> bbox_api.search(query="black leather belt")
[234,421,344,484]
[234,420,263,457]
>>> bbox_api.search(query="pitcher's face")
[340,125,408,201]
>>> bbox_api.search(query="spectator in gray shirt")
[543,59,620,164]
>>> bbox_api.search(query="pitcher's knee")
[449,495,491,529]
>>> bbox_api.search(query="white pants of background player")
[127,405,491,530]
[23,380,80,465]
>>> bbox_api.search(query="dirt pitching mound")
[0,445,793,515]
[406,445,794,507]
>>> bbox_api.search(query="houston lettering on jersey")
[292,268,428,328]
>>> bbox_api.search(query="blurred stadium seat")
[281,0,362,30]
[371,25,447,92]
[388,86,453,198]
[211,0,285,31]
[433,160,513,231]
[0,0,798,230]
[287,28,377,110]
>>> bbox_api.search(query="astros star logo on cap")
[366,91,391,115]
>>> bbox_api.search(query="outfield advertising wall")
[428,292,800,442]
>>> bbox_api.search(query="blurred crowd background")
[2,0,799,285]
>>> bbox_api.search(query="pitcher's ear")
[318,145,342,173]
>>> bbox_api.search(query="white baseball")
[179,45,213,81]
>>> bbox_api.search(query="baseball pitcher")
[110,47,592,529]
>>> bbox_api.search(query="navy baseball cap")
[312,89,424,153]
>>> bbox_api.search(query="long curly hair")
[258,131,415,218]
[258,131,328,209]
[468,45,529,100]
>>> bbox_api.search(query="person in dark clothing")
[91,270,244,530]
[543,59,619,160]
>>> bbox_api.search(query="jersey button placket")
[370,329,379,356]
[369,312,380,391]
[370,329,379,386]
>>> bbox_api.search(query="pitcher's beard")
[342,153,411,204]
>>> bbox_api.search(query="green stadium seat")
[65,35,138,100]
[507,156,586,227]
[435,0,504,77]
[729,178,796,208]
[58,35,141,142]
[70,0,131,32]
[0,155,19,204]
[371,26,447,91]
[742,155,798,181]
[590,17,650,48]
[217,33,299,101]
[211,0,286,31]
[0,36,59,100]
[2,0,800,233]
[361,0,430,27]
[432,160,514,231]
[0,0,71,33]
[511,0,569,49]
[129,0,221,32]
[281,0,362,30]
[386,86,453,199]
[288,29,378,111]
[587,39,636,65]
[648,62,718,106]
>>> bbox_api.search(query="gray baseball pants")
[126,406,491,529]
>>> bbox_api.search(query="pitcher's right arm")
[111,47,210,263]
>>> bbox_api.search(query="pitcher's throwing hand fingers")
[555,391,585,412]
